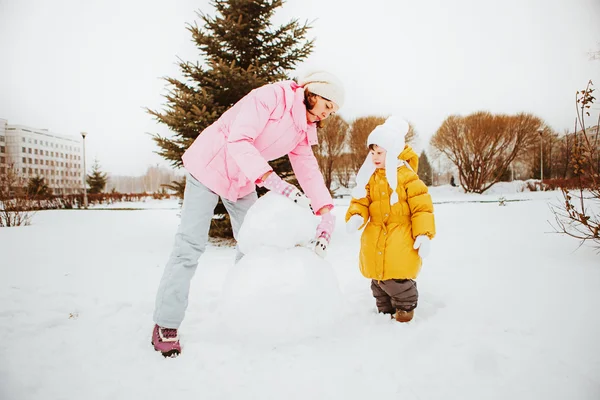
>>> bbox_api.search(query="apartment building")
[2,118,84,195]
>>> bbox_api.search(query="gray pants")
[371,279,418,314]
[153,172,258,329]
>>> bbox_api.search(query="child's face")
[370,144,387,169]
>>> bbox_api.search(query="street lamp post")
[81,132,88,209]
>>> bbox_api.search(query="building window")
[22,147,26,153]
[34,149,38,155]
[0,135,4,142]
[28,158,32,164]
[0,157,5,163]
[45,150,49,156]
[0,146,4,153]
[28,148,32,154]
[23,168,26,173]
[34,140,38,144]
[22,137,25,142]
[28,168,32,174]
[35,169,38,174]
[35,159,38,165]
[22,157,26,163]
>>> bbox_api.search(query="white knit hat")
[298,71,345,109]
[351,116,410,205]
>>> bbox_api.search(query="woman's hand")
[260,172,311,209]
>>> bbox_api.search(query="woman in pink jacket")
[151,71,345,357]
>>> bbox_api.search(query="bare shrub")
[0,166,36,227]
[549,80,600,249]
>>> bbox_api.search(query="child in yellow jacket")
[346,116,436,322]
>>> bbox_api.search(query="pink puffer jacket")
[181,80,333,212]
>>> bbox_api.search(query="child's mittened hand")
[262,172,311,209]
[413,235,431,259]
[345,215,364,233]
[312,212,336,258]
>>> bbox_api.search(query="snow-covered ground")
[1,184,599,400]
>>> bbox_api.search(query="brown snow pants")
[371,279,418,314]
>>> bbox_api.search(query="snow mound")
[218,192,342,342]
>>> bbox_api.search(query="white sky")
[1,0,599,175]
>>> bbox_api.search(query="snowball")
[237,192,318,254]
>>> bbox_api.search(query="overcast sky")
[1,0,599,176]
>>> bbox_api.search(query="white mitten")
[312,212,335,258]
[261,172,311,209]
[345,215,364,234]
[413,235,431,259]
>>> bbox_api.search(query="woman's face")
[370,145,387,169]
[306,96,339,123]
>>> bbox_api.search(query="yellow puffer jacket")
[345,146,435,280]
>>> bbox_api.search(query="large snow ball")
[218,247,342,341]
[236,191,318,254]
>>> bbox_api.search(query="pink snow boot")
[151,324,181,357]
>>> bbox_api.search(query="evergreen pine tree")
[87,160,108,194]
[148,0,314,168]
[419,151,433,186]
[148,0,314,238]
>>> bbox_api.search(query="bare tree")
[431,111,546,193]
[405,123,417,146]
[334,153,354,189]
[313,114,349,191]
[0,165,35,227]
[348,116,386,173]
[515,128,560,179]
[550,80,600,248]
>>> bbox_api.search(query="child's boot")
[151,324,181,357]
[394,309,415,323]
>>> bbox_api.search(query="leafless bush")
[0,166,36,227]
[334,153,354,189]
[549,80,600,250]
[313,114,349,192]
